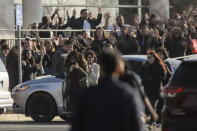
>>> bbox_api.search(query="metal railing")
[0,28,124,47]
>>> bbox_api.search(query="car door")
[0,59,13,108]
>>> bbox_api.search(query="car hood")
[22,75,63,85]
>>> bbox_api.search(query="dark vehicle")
[162,57,197,131]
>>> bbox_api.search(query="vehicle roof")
[183,56,197,62]
[122,55,181,69]
[123,55,180,62]
[122,55,147,61]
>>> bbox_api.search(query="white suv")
[0,59,13,113]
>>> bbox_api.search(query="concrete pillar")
[23,0,43,28]
[149,0,169,20]
[138,0,142,23]
[0,0,15,39]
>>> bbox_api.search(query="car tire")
[59,115,72,121]
[27,93,56,122]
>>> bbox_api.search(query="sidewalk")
[0,114,62,121]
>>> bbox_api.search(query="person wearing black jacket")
[141,50,166,129]
[51,40,74,76]
[72,51,145,131]
[6,46,19,91]
[22,50,40,82]
[51,9,71,38]
[165,27,188,58]
[42,40,55,75]
[38,8,59,38]
[137,26,161,54]
[116,25,140,55]
[38,16,53,38]
[91,27,111,55]
[156,47,173,126]
[68,8,102,36]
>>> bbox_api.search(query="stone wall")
[16,0,119,27]
[0,0,15,39]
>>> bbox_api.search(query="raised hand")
[73,9,76,17]
[98,7,102,13]
[88,12,93,18]
[66,9,69,17]
[54,8,59,14]
[104,12,111,20]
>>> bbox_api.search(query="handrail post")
[17,25,22,84]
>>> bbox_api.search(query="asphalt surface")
[0,121,161,131]
[0,114,161,131]
[0,121,70,131]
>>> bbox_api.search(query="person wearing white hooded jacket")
[85,50,100,86]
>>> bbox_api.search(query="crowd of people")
[0,4,197,130]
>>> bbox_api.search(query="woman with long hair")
[156,47,173,86]
[22,50,40,82]
[156,47,173,126]
[64,51,88,110]
[91,27,111,54]
[141,50,166,129]
[84,50,100,86]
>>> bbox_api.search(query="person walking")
[141,50,166,129]
[64,51,88,111]
[155,47,173,126]
[72,50,145,131]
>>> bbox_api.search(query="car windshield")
[172,61,197,86]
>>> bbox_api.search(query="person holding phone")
[64,51,88,111]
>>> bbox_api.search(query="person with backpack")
[156,47,173,127]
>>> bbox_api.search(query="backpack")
[163,61,173,86]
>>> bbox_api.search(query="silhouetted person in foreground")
[72,50,145,131]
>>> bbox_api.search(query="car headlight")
[13,85,30,92]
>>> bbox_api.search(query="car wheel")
[59,114,72,121]
[27,93,56,122]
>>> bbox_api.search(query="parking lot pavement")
[0,114,63,121]
[0,114,161,131]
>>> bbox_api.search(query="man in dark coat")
[137,26,161,54]
[51,40,74,76]
[72,51,145,131]
[165,27,188,58]
[116,25,140,55]
[6,46,19,91]
[68,8,102,36]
